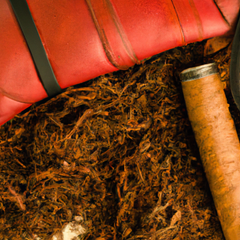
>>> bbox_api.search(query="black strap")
[230,13,240,111]
[9,0,62,97]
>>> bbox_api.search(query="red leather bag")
[0,0,239,126]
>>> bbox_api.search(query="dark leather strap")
[230,13,240,111]
[9,0,62,97]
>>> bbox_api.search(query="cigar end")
[180,63,218,82]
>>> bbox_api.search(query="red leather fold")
[0,0,239,126]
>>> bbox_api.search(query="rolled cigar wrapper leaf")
[181,63,240,240]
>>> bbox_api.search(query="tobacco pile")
[0,38,237,240]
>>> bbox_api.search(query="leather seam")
[187,0,204,40]
[106,0,139,65]
[0,89,34,104]
[213,0,230,26]
[86,0,139,70]
[170,0,186,44]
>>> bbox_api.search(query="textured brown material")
[181,65,240,240]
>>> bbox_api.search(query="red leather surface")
[0,93,31,125]
[0,0,239,126]
[215,0,239,34]
[0,0,47,103]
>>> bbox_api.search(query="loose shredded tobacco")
[0,40,236,240]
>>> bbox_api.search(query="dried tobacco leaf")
[0,41,232,240]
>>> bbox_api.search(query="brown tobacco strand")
[66,109,94,139]
[7,184,26,211]
[181,63,240,240]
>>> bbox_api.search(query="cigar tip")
[180,63,218,82]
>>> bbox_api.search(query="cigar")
[181,63,240,240]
